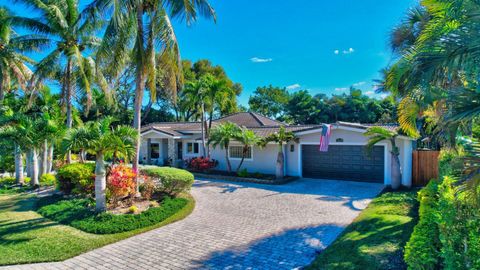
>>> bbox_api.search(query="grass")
[308,190,419,270]
[0,193,195,265]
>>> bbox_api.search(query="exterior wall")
[210,144,278,175]
[139,135,166,165]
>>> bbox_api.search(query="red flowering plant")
[185,157,218,172]
[107,163,137,207]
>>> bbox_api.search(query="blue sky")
[3,0,417,106]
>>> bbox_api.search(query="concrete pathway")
[3,178,384,270]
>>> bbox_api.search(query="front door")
[177,142,183,160]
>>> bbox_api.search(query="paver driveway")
[3,178,383,270]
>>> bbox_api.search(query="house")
[140,112,414,186]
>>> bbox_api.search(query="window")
[150,143,160,159]
[290,144,295,152]
[229,146,252,160]
[186,142,200,154]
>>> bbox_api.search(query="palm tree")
[234,128,260,173]
[0,7,48,106]
[16,0,104,163]
[365,127,403,189]
[208,122,241,173]
[86,0,216,177]
[63,117,137,212]
[261,126,295,180]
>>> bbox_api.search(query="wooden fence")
[412,150,440,186]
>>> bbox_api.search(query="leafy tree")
[248,85,290,119]
[365,127,402,189]
[62,117,137,212]
[208,122,241,173]
[260,126,295,179]
[285,90,320,124]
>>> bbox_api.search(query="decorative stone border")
[192,172,298,185]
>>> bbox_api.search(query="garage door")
[301,145,384,182]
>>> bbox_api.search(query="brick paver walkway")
[3,178,383,270]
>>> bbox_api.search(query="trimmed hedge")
[404,180,441,269]
[37,195,188,234]
[56,163,95,194]
[141,167,194,196]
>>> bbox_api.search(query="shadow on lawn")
[194,178,383,211]
[193,224,343,270]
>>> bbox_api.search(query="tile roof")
[214,112,284,127]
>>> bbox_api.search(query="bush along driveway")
[308,189,419,270]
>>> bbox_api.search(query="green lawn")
[0,193,195,265]
[308,190,418,270]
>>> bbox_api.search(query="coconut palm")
[16,0,105,163]
[365,127,402,189]
[86,0,216,178]
[208,122,241,173]
[234,127,260,173]
[63,117,137,212]
[0,7,49,106]
[261,126,295,180]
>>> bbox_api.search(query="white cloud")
[250,57,273,63]
[365,91,375,96]
[286,83,301,90]
[334,50,339,55]
[335,87,349,92]
[343,48,355,54]
[353,81,366,87]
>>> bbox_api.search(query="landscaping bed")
[308,189,419,270]
[193,170,298,185]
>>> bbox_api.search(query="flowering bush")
[107,164,136,206]
[185,157,218,172]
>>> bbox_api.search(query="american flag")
[319,124,331,152]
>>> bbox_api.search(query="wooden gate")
[412,150,440,186]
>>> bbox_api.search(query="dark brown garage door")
[301,145,384,183]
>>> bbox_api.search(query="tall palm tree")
[234,127,260,173]
[16,0,105,163]
[365,127,403,189]
[208,122,241,173]
[63,117,137,212]
[87,0,216,176]
[261,126,295,180]
[0,7,48,106]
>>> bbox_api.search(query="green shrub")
[141,167,194,196]
[37,195,188,234]
[0,176,16,186]
[404,180,441,269]
[56,163,95,195]
[40,173,56,187]
[237,168,248,177]
[438,148,464,178]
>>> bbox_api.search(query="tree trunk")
[79,149,85,163]
[132,3,145,194]
[236,146,248,173]
[14,143,24,184]
[275,145,284,180]
[65,58,73,164]
[200,102,207,157]
[30,148,39,187]
[47,143,54,173]
[95,152,107,212]
[25,151,31,177]
[391,153,402,190]
[41,139,48,176]
[225,146,232,172]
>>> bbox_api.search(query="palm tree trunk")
[47,143,54,173]
[201,102,207,157]
[41,139,48,176]
[14,143,24,184]
[25,151,31,177]
[79,149,85,163]
[65,58,73,164]
[30,148,39,187]
[95,152,107,212]
[236,146,248,173]
[225,146,232,172]
[391,153,402,189]
[275,144,284,179]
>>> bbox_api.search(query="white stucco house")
[140,112,414,186]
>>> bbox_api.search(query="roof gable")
[213,112,284,127]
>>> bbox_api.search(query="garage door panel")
[302,145,384,183]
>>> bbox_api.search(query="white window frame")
[228,145,253,161]
[185,141,200,155]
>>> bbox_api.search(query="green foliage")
[56,163,95,195]
[39,173,56,187]
[141,167,194,196]
[237,168,248,178]
[0,153,14,174]
[438,148,464,178]
[0,176,16,186]
[36,195,188,234]
[248,85,290,119]
[404,181,441,269]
